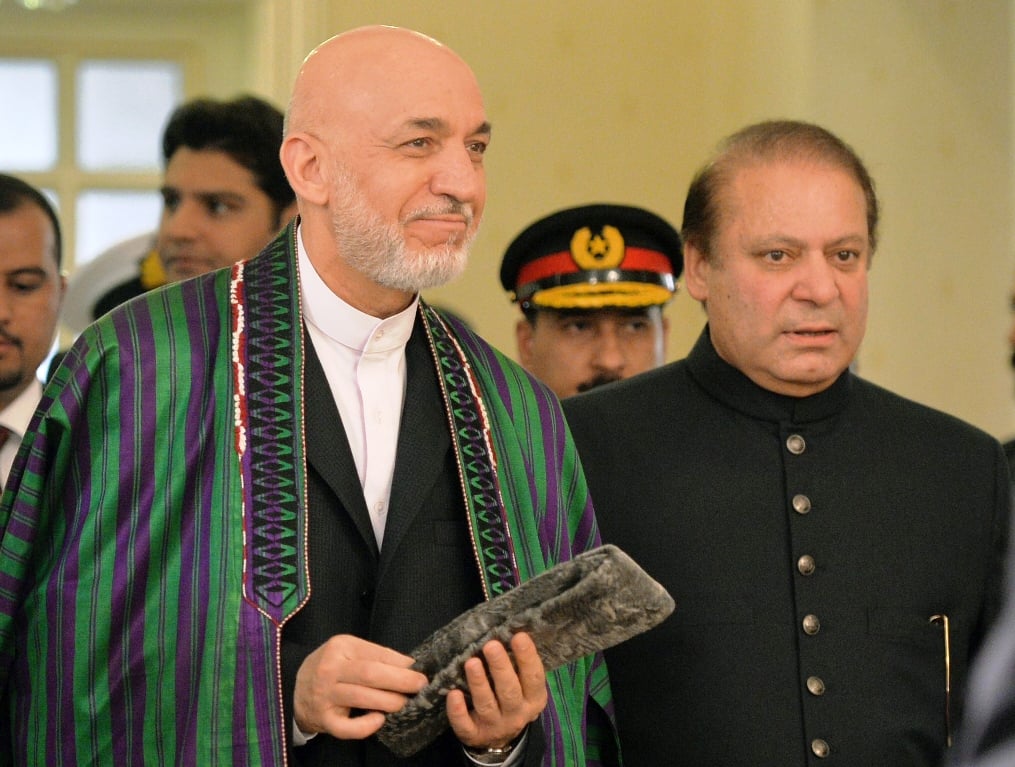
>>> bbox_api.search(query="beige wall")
[2,0,1012,440]
[265,0,1013,438]
[806,1,1014,441]
[0,2,257,99]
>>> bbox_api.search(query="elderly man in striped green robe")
[0,26,619,767]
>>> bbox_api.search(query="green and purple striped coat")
[0,224,618,766]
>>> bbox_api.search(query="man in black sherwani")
[563,120,1010,767]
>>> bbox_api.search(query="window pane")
[76,190,161,266]
[0,59,58,171]
[77,60,183,171]
[40,189,60,216]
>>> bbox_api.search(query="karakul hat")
[376,544,675,757]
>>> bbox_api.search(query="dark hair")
[682,120,879,260]
[0,173,62,268]
[162,95,294,224]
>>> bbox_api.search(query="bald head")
[280,26,491,317]
[286,26,480,141]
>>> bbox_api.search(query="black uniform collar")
[686,325,852,425]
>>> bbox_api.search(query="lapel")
[378,316,451,564]
[302,329,378,556]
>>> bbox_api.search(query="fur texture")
[376,544,675,757]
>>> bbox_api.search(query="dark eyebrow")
[403,118,492,138]
[826,234,868,249]
[194,191,246,204]
[160,186,246,204]
[5,267,47,279]
[753,233,867,251]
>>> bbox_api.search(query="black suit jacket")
[283,322,542,766]
[563,329,1010,767]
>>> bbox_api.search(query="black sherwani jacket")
[282,327,543,766]
[562,328,1010,766]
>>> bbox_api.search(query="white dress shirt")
[294,228,525,765]
[298,229,416,550]
[0,377,43,488]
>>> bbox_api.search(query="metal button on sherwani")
[797,555,816,575]
[802,614,821,635]
[811,739,830,758]
[792,494,812,514]
[806,676,826,696]
[786,434,806,454]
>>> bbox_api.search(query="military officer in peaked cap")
[500,203,682,399]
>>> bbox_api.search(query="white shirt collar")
[297,228,418,352]
[0,377,43,486]
[295,224,417,550]
[0,378,43,440]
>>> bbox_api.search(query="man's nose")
[160,200,201,239]
[429,147,483,204]
[792,254,840,304]
[591,327,627,372]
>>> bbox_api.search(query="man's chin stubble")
[0,372,26,392]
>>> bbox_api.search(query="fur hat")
[377,544,675,757]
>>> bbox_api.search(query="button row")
[808,673,829,757]
[788,433,828,758]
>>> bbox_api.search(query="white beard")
[329,165,474,292]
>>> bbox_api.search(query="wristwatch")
[464,740,517,765]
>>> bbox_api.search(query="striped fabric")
[428,306,618,765]
[0,222,619,766]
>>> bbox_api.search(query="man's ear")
[279,133,329,207]
[515,317,535,367]
[682,242,711,303]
